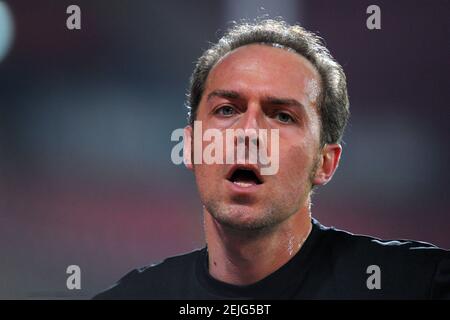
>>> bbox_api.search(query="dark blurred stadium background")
[0,0,448,298]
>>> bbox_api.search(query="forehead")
[204,44,321,104]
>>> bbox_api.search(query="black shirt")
[94,219,450,299]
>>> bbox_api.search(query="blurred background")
[0,0,448,299]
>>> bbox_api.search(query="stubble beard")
[204,155,320,235]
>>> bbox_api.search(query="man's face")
[189,44,323,231]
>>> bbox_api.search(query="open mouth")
[226,165,263,188]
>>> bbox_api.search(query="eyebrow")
[207,90,241,101]
[265,96,306,112]
[207,89,306,112]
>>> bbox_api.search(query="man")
[94,19,449,299]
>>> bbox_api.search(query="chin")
[210,204,279,232]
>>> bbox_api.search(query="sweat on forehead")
[204,44,322,105]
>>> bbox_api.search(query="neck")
[204,206,312,286]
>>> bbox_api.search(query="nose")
[233,102,264,150]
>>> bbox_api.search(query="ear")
[312,143,342,186]
[183,125,194,171]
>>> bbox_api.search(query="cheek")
[277,140,315,188]
[194,163,221,188]
[193,165,213,201]
[194,164,211,182]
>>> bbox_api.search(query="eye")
[275,112,294,123]
[215,105,236,117]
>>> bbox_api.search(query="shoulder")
[316,221,449,260]
[93,248,205,299]
[313,220,450,299]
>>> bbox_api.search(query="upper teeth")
[233,181,254,188]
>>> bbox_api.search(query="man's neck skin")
[204,205,312,286]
